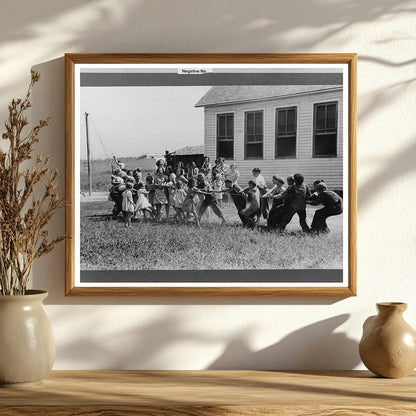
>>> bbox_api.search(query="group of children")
[108,157,343,234]
[233,172,343,234]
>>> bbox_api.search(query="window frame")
[216,112,235,160]
[275,105,298,159]
[312,101,338,158]
[244,109,264,160]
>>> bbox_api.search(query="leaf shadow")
[207,314,360,370]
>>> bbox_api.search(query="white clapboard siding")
[203,89,344,190]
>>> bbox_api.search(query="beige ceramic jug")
[0,290,55,386]
[359,302,416,378]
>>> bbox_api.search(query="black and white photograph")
[66,55,356,293]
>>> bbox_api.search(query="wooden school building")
[195,85,344,192]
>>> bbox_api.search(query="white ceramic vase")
[0,290,55,387]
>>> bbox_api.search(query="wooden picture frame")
[65,53,356,296]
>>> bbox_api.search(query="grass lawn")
[80,195,343,271]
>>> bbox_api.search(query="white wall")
[0,0,415,370]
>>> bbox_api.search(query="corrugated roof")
[137,153,162,159]
[195,85,342,107]
[174,145,204,155]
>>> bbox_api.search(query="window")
[313,102,338,157]
[275,107,297,158]
[245,110,263,159]
[217,113,234,159]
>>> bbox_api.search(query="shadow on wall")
[1,0,413,52]
[358,138,416,209]
[53,307,359,370]
[54,310,216,369]
[208,314,360,370]
[30,56,66,303]
[0,0,414,97]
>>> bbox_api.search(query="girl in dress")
[175,167,188,185]
[224,164,239,206]
[176,161,185,173]
[121,182,135,227]
[212,173,224,207]
[135,182,155,221]
[166,166,177,213]
[155,159,166,175]
[195,173,209,219]
[153,172,168,221]
[181,178,200,227]
[192,166,199,180]
[213,157,229,181]
[172,181,187,222]
[145,174,155,209]
[200,156,212,183]
[225,164,240,185]
[133,168,143,184]
[187,162,198,180]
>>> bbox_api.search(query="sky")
[79,85,210,160]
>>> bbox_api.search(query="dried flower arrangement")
[0,71,65,295]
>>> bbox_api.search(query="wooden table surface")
[1,370,415,415]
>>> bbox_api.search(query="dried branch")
[0,71,66,295]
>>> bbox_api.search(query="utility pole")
[85,112,92,196]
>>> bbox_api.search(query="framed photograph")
[65,53,356,296]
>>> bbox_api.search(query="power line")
[89,115,114,159]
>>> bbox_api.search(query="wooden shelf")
[1,370,415,415]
